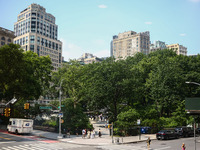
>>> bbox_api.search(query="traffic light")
[4,108,11,117]
[24,103,30,109]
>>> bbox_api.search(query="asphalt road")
[130,136,200,150]
[0,131,200,150]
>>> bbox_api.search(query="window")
[30,35,35,43]
[7,38,11,42]
[1,41,5,45]
[37,46,40,56]
[37,37,40,45]
[30,45,34,52]
[1,37,5,40]
[26,36,28,44]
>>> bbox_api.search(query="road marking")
[0,136,12,140]
[154,146,171,150]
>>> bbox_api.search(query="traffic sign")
[39,106,52,109]
[137,119,141,125]
[58,113,63,117]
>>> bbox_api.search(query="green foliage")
[116,108,139,128]
[62,98,91,132]
[50,50,200,135]
[0,44,52,102]
[42,119,57,127]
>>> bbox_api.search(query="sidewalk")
[32,129,156,146]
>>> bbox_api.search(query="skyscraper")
[111,31,150,59]
[14,3,62,71]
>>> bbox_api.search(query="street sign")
[137,119,141,125]
[58,105,64,109]
[39,106,52,109]
[58,113,63,117]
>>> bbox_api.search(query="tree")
[0,44,52,102]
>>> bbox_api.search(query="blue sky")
[0,0,200,60]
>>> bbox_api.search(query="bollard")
[115,138,119,144]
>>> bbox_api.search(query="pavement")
[32,120,157,146]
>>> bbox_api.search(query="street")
[1,131,200,150]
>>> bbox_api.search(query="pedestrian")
[146,137,151,150]
[98,128,102,138]
[75,128,79,136]
[66,128,70,138]
[82,129,86,138]
[87,131,91,139]
[181,143,186,150]
[91,130,95,139]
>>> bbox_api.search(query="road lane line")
[155,146,171,150]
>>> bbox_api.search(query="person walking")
[82,129,86,138]
[98,128,102,138]
[181,143,186,150]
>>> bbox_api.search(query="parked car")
[174,126,193,137]
[156,130,179,140]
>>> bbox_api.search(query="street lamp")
[58,79,64,139]
[185,81,200,150]
[186,81,200,86]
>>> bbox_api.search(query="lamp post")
[186,81,200,86]
[58,79,64,139]
[185,81,200,150]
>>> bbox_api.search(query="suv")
[175,126,193,137]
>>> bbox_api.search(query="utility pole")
[58,79,63,139]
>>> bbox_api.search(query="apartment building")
[150,40,167,53]
[13,3,62,71]
[111,31,150,59]
[0,27,15,47]
[78,53,102,64]
[166,44,187,56]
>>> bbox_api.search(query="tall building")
[150,40,167,53]
[77,53,102,64]
[13,3,62,71]
[166,44,187,56]
[0,27,15,47]
[111,31,150,59]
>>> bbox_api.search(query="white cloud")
[180,33,186,36]
[98,4,107,8]
[145,22,152,25]
[94,49,110,58]
[60,38,84,61]
[189,0,200,2]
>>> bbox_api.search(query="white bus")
[7,118,33,134]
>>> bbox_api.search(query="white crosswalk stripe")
[0,143,64,150]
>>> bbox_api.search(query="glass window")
[37,37,40,45]
[1,41,5,45]
[1,37,5,40]
[30,45,34,52]
[7,38,11,42]
[30,35,35,43]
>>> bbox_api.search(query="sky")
[0,0,200,61]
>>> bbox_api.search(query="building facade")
[166,44,187,56]
[78,53,102,64]
[13,3,62,71]
[150,40,167,53]
[111,31,150,59]
[0,27,15,47]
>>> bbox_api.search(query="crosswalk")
[0,143,64,150]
